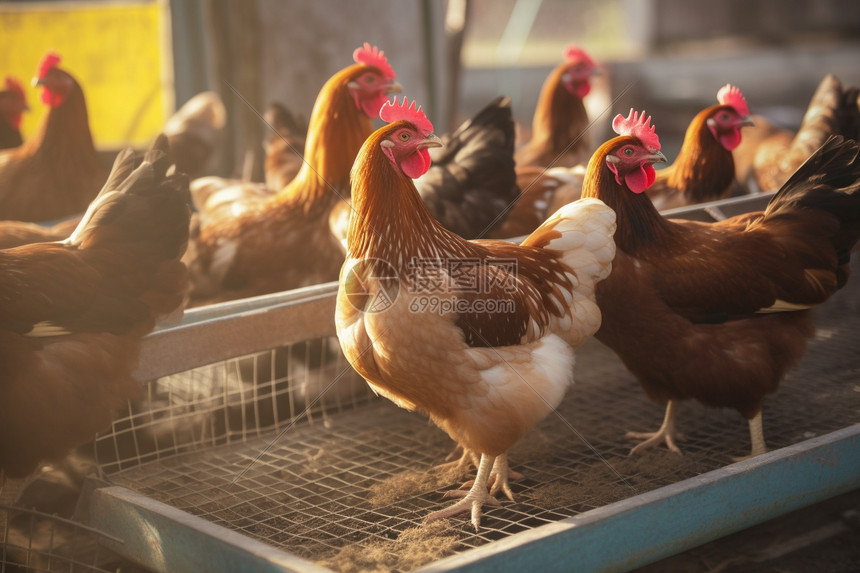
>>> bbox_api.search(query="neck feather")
[581,136,678,253]
[348,132,476,266]
[282,65,375,205]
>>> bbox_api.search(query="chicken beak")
[419,133,443,150]
[386,81,403,94]
[649,150,668,164]
[590,67,603,76]
[31,76,44,88]
[739,115,756,128]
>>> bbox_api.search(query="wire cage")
[0,504,123,573]
[70,193,860,572]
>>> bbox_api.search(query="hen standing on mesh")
[645,85,756,210]
[185,43,402,305]
[580,109,860,459]
[732,74,860,193]
[0,52,105,222]
[496,46,600,238]
[515,45,599,169]
[0,135,190,485]
[337,99,616,529]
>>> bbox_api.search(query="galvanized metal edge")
[133,282,340,382]
[85,484,334,573]
[419,424,860,573]
[659,191,775,221]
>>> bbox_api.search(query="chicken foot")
[425,453,500,531]
[626,400,685,455]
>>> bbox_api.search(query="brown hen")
[0,135,190,483]
[0,52,105,222]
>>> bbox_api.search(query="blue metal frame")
[420,425,860,572]
[82,425,860,573]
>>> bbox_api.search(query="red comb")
[4,76,25,100]
[36,51,62,80]
[612,109,661,150]
[379,97,434,134]
[717,84,749,116]
[353,43,396,80]
[564,45,595,68]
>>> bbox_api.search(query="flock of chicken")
[1,44,859,531]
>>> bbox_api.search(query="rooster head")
[1,76,28,129]
[348,43,403,119]
[560,45,599,98]
[377,97,442,179]
[708,84,755,151]
[605,109,667,194]
[31,51,74,108]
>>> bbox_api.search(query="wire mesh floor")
[95,272,860,571]
[0,504,123,573]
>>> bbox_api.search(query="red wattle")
[719,128,742,151]
[625,164,656,194]
[40,88,64,108]
[564,79,591,99]
[360,93,388,119]
[401,148,431,179]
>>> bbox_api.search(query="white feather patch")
[756,299,816,313]
[25,322,72,337]
[210,238,239,283]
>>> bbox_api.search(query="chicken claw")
[626,400,685,455]
[487,455,522,501]
[425,454,500,531]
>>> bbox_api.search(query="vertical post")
[207,0,263,180]
[444,0,471,131]
[421,0,439,125]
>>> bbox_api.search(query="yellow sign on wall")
[0,0,171,149]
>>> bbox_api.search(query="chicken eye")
[399,132,410,142]
[364,74,376,84]
[623,147,634,156]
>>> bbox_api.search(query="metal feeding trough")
[74,192,859,572]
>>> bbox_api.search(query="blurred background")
[2,0,859,175]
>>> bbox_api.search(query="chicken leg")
[488,454,522,501]
[733,411,768,462]
[425,453,500,531]
[438,446,523,496]
[626,400,685,455]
